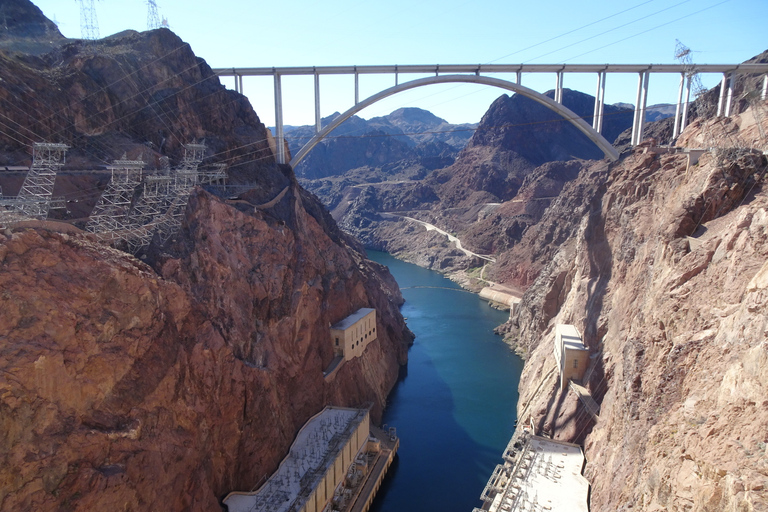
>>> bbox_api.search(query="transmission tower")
[156,143,206,243]
[87,155,144,238]
[85,143,217,253]
[674,40,705,98]
[76,0,100,40]
[147,0,161,30]
[16,143,69,220]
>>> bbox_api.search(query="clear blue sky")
[34,0,768,127]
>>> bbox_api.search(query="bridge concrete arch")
[289,74,620,168]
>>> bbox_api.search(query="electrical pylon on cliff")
[16,142,69,220]
[86,155,144,237]
[76,0,100,40]
[155,143,206,243]
[147,0,161,30]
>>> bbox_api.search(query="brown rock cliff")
[506,105,768,511]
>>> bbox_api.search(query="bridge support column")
[717,73,728,117]
[355,69,359,105]
[515,70,521,85]
[555,70,564,103]
[273,73,285,165]
[233,73,242,94]
[637,71,649,144]
[314,70,321,133]
[673,72,685,139]
[680,74,692,137]
[597,71,606,134]
[592,71,606,133]
[724,73,734,117]
[763,75,767,100]
[631,71,649,145]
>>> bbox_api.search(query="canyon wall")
[0,2,411,509]
[507,106,768,511]
[330,89,634,272]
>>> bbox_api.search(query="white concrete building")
[330,308,377,361]
[553,324,589,390]
[224,407,370,512]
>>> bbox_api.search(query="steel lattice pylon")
[147,0,161,30]
[87,156,144,237]
[77,0,100,40]
[16,142,69,220]
[85,143,220,254]
[155,143,206,243]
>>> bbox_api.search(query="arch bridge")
[212,63,768,166]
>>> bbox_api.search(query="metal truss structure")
[1,142,227,254]
[77,0,100,40]
[86,156,144,236]
[16,143,69,220]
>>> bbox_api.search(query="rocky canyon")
[289,49,768,511]
[0,0,411,509]
[0,0,767,510]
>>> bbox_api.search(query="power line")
[488,0,658,64]
[562,0,731,62]
[524,0,693,63]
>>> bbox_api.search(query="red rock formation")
[0,3,411,508]
[507,105,768,510]
[0,180,410,510]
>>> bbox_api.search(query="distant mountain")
[279,107,477,180]
[320,88,636,269]
[612,102,677,123]
[645,103,677,122]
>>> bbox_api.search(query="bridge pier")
[724,73,734,117]
[592,71,606,133]
[631,71,650,145]
[717,73,728,116]
[355,68,359,105]
[597,71,606,133]
[274,73,285,164]
[763,75,767,100]
[680,74,692,138]
[673,73,684,139]
[314,70,321,133]
[554,70,564,103]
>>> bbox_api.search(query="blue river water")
[367,251,524,512]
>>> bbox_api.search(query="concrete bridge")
[212,63,768,167]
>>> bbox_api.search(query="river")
[367,251,524,512]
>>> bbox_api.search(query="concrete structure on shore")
[475,430,589,512]
[553,324,589,390]
[223,406,397,512]
[331,308,377,361]
[479,287,521,313]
